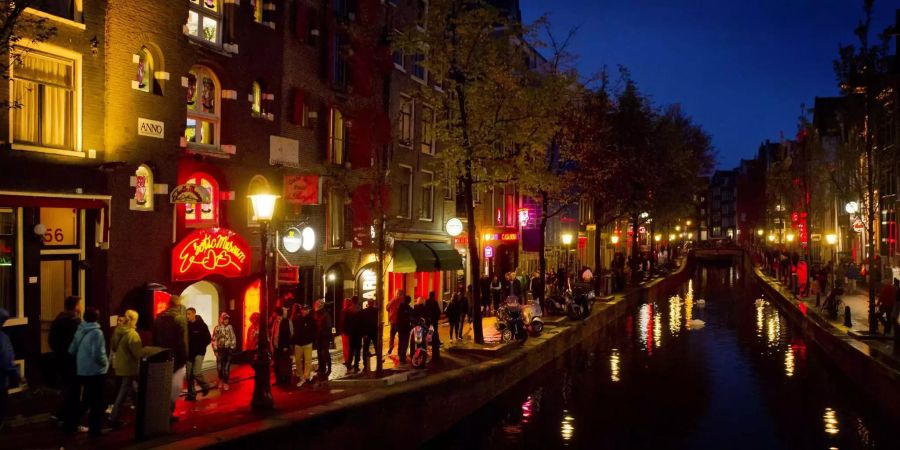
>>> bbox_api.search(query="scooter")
[496,297,529,343]
[410,318,435,369]
[568,289,595,320]
[545,291,572,316]
[523,298,545,336]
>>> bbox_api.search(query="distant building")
[708,170,737,240]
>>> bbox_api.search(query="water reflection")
[824,407,840,435]
[638,303,651,353]
[610,348,621,382]
[784,344,795,377]
[669,295,682,336]
[560,411,575,443]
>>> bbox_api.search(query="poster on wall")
[283,175,321,205]
[172,228,252,281]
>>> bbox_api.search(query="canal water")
[427,263,898,449]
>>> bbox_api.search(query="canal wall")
[146,262,695,450]
[749,261,900,419]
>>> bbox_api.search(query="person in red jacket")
[386,289,404,354]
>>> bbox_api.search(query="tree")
[399,0,571,343]
[0,1,56,108]
[832,0,894,334]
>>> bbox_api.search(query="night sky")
[521,0,898,170]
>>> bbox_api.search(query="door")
[40,256,78,353]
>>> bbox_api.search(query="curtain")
[12,52,74,149]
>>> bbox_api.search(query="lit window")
[11,49,77,150]
[186,0,222,45]
[329,108,346,165]
[136,46,161,94]
[398,165,413,218]
[420,171,434,221]
[185,66,220,147]
[399,97,412,147]
[251,0,263,23]
[328,189,346,248]
[420,105,434,154]
[184,172,219,228]
[251,81,262,116]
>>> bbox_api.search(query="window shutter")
[291,88,305,125]
[294,3,307,43]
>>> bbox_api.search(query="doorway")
[40,256,78,353]
[181,280,220,366]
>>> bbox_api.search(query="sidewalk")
[2,316,502,450]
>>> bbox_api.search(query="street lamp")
[611,234,620,245]
[248,193,279,411]
[786,233,795,243]
[561,233,573,271]
[757,229,764,236]
[768,234,776,243]
[328,272,337,349]
[654,234,661,242]
[826,233,838,285]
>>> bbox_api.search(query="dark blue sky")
[521,0,897,169]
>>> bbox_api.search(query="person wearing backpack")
[66,307,108,437]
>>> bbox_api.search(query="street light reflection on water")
[560,411,575,442]
[824,407,840,435]
[609,348,621,382]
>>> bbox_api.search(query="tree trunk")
[866,130,877,334]
[539,191,548,300]
[593,198,603,293]
[630,214,640,283]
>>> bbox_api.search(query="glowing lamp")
[686,220,692,226]
[327,272,336,282]
[675,226,681,231]
[249,194,279,222]
[654,234,661,242]
[845,202,859,214]
[301,226,316,251]
[561,233,574,246]
[825,234,838,245]
[757,229,764,236]
[768,234,776,242]
[786,234,795,243]
[669,234,676,241]
[611,235,620,245]
[687,233,693,239]
[446,218,463,237]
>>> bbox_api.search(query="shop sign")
[852,220,864,232]
[270,135,300,168]
[172,228,251,281]
[284,174,321,205]
[282,227,302,253]
[482,232,518,242]
[278,265,300,284]
[356,264,378,302]
[138,117,165,139]
[446,218,463,237]
[39,207,77,246]
[170,183,211,204]
[484,245,494,258]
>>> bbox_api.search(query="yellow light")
[483,233,493,242]
[654,234,661,242]
[825,233,837,245]
[686,220,691,226]
[687,233,693,239]
[611,234,620,245]
[768,234,776,242]
[675,226,681,231]
[786,234,795,242]
[757,229,764,236]
[669,233,676,240]
[327,273,336,281]
[561,233,573,246]
[248,194,279,221]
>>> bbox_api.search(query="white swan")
[696,299,706,308]
[687,319,706,329]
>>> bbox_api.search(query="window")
[329,108,346,164]
[416,1,428,29]
[185,66,220,147]
[31,0,82,22]
[444,173,454,200]
[398,165,413,218]
[392,31,405,70]
[135,46,161,95]
[252,0,264,23]
[251,81,262,116]
[331,33,349,89]
[0,209,18,318]
[11,49,77,151]
[420,105,435,154]
[399,97,413,147]
[328,189,347,248]
[184,172,219,228]
[411,52,426,81]
[247,175,270,225]
[186,0,222,45]
[420,171,434,221]
[333,0,354,20]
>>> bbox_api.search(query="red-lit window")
[505,188,515,227]
[184,172,219,228]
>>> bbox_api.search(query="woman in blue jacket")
[67,307,108,437]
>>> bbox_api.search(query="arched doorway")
[180,280,220,366]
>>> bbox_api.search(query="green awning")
[392,241,464,273]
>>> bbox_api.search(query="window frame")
[9,45,83,157]
[186,0,223,46]
[0,208,25,325]
[392,30,406,71]
[328,107,346,165]
[398,164,413,219]
[185,65,222,150]
[420,104,435,155]
[398,95,413,148]
[328,188,346,249]
[419,170,434,221]
[411,51,427,83]
[183,172,220,228]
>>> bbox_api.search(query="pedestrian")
[212,312,236,391]
[877,280,897,335]
[348,296,363,373]
[425,292,442,363]
[490,275,502,315]
[846,261,860,295]
[49,295,82,427]
[246,312,260,352]
[479,275,491,316]
[313,299,333,381]
[152,295,188,422]
[272,305,294,384]
[507,272,523,300]
[291,304,316,387]
[66,307,108,437]
[0,308,20,432]
[530,271,545,309]
[397,295,413,365]
[386,289,403,355]
[185,308,213,400]
[339,298,356,370]
[358,299,378,371]
[446,290,460,341]
[108,309,141,429]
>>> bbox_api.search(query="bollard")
[844,305,852,327]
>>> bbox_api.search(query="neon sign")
[172,228,252,281]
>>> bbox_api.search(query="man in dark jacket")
[153,296,188,420]
[424,293,442,362]
[530,272,545,308]
[185,308,212,400]
[396,296,413,364]
[49,295,82,425]
[507,272,523,300]
[357,299,378,370]
[313,299,333,380]
[291,304,316,387]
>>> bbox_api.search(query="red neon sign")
[172,228,252,281]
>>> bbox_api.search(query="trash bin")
[135,346,173,441]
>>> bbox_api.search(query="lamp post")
[561,233,573,274]
[248,193,278,411]
[826,233,838,287]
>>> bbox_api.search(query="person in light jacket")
[66,307,108,437]
[108,310,142,428]
[212,312,236,390]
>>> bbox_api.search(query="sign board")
[172,228,251,281]
[484,245,494,258]
[810,234,821,242]
[277,265,300,284]
[283,175,321,205]
[138,118,165,139]
[446,218,463,237]
[853,220,864,232]
[170,183,211,204]
[355,263,378,302]
[40,207,77,246]
[270,135,300,168]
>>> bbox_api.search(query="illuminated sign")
[482,233,518,242]
[40,207,78,246]
[356,264,378,302]
[518,208,530,227]
[446,218,463,237]
[484,245,494,258]
[278,265,300,284]
[170,183,211,204]
[283,227,302,253]
[172,228,252,281]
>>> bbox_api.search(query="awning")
[392,241,464,273]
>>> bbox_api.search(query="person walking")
[152,296,188,422]
[425,292,442,363]
[846,261,860,295]
[347,297,363,373]
[386,289,404,355]
[530,271,545,310]
[49,295,82,426]
[490,275,502,315]
[66,307,108,437]
[396,296,413,365]
[339,298,356,370]
[272,305,294,385]
[446,290,461,341]
[291,304,316,387]
[313,299,333,381]
[185,308,213,400]
[358,299,378,371]
[877,280,897,335]
[108,310,142,428]
[212,312,236,391]
[0,308,20,432]
[507,272,523,300]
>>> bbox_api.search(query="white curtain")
[12,52,74,149]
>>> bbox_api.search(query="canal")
[427,263,898,449]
